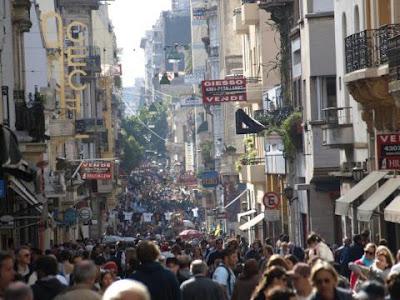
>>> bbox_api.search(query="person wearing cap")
[103,261,119,280]
[287,262,313,300]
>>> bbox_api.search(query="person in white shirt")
[287,262,313,300]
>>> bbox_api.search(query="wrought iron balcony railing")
[388,34,400,81]
[254,106,293,126]
[345,24,400,73]
[14,90,46,142]
[241,157,265,165]
[258,0,294,10]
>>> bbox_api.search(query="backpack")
[213,263,232,297]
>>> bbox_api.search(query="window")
[310,76,337,121]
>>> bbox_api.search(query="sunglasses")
[315,278,332,285]
[365,250,375,256]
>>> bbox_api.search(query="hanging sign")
[80,161,113,180]
[376,133,400,170]
[201,78,247,104]
[200,171,219,188]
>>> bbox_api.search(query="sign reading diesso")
[201,78,247,104]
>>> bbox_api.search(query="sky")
[108,0,171,87]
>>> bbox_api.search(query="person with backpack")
[212,247,238,300]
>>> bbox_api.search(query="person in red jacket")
[349,243,376,290]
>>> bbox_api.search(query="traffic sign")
[262,192,280,210]
[78,207,92,223]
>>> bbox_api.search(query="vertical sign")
[0,180,5,198]
[376,133,400,170]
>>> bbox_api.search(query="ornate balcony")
[12,0,32,33]
[258,0,294,11]
[344,24,400,132]
[239,157,265,184]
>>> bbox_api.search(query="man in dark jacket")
[31,256,66,300]
[347,234,364,265]
[180,260,224,300]
[130,240,181,300]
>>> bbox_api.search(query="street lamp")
[283,186,295,204]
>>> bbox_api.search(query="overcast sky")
[108,0,171,87]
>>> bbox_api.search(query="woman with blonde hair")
[349,244,394,288]
[309,261,352,300]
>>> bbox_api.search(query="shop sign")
[0,180,5,198]
[63,208,77,225]
[180,95,203,107]
[178,172,198,186]
[80,161,113,180]
[192,7,207,20]
[201,78,247,104]
[200,171,219,188]
[376,133,400,170]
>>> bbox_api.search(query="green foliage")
[120,103,169,172]
[200,140,213,165]
[281,112,303,160]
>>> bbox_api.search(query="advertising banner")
[80,161,113,180]
[200,171,219,188]
[201,78,247,104]
[376,133,400,170]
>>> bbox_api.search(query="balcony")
[242,1,259,26]
[233,8,248,35]
[58,0,100,9]
[49,119,75,137]
[344,24,400,131]
[240,157,265,183]
[75,119,105,134]
[388,34,400,107]
[241,77,262,106]
[84,46,101,74]
[321,107,354,149]
[14,90,46,143]
[258,0,294,11]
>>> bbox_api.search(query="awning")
[237,209,256,222]
[9,176,40,209]
[239,212,264,231]
[357,177,400,221]
[224,188,248,209]
[9,177,53,220]
[335,171,388,216]
[385,196,400,223]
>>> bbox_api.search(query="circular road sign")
[263,192,280,210]
[78,207,92,223]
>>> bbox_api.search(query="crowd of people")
[1,230,400,300]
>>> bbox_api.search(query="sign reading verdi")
[377,133,400,169]
[80,161,113,180]
[201,78,247,104]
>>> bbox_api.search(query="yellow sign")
[40,12,89,116]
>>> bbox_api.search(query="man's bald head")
[4,281,33,300]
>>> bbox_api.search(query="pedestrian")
[349,243,376,290]
[245,240,262,260]
[307,233,334,263]
[4,281,33,300]
[207,238,224,269]
[266,287,296,300]
[180,260,225,300]
[99,270,113,295]
[348,235,364,265]
[309,261,352,300]
[102,279,150,300]
[387,271,400,300]
[251,266,288,300]
[212,247,238,300]
[231,259,259,300]
[15,246,32,283]
[259,245,274,272]
[0,252,16,298]
[287,262,313,300]
[70,260,98,291]
[334,238,351,277]
[129,240,181,300]
[353,280,385,300]
[31,256,66,300]
[177,255,192,284]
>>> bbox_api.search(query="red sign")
[80,161,113,180]
[178,172,198,186]
[376,133,400,170]
[201,78,247,104]
[262,192,280,210]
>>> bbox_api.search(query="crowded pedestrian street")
[3,0,400,299]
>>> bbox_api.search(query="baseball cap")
[286,262,311,278]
